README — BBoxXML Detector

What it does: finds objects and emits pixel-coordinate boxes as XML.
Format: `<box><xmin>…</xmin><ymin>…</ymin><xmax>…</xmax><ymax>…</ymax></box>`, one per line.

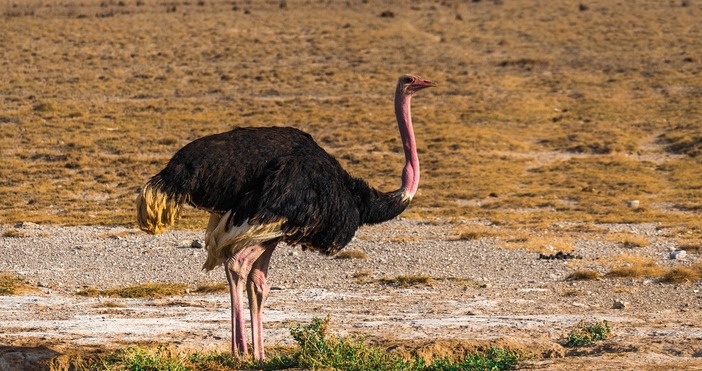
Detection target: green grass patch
<box><xmin>71</xmin><ymin>316</ymin><xmax>524</xmax><ymax>370</ymax></box>
<box><xmin>565</xmin><ymin>320</ymin><xmax>613</xmax><ymax>347</ymax></box>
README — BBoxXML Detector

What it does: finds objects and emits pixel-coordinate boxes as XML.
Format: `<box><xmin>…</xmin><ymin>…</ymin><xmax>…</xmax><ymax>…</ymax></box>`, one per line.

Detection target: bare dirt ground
<box><xmin>1</xmin><ymin>220</ymin><xmax>702</xmax><ymax>370</ymax></box>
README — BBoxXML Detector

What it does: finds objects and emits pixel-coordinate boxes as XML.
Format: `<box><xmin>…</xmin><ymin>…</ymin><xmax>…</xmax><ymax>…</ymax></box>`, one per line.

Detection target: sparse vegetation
<box><xmin>606</xmin><ymin>255</ymin><xmax>666</xmax><ymax>279</ymax></box>
<box><xmin>603</xmin><ymin>255</ymin><xmax>702</xmax><ymax>283</ymax></box>
<box><xmin>380</xmin><ymin>275</ymin><xmax>433</xmax><ymax>287</ymax></box>
<box><xmin>453</xmin><ymin>225</ymin><xmax>499</xmax><ymax>241</ymax></box>
<box><xmin>0</xmin><ymin>273</ymin><xmax>36</xmax><ymax>295</ymax></box>
<box><xmin>605</xmin><ymin>233</ymin><xmax>648</xmax><ymax>248</ymax></box>
<box><xmin>94</xmin><ymin>300</ymin><xmax>125</xmax><ymax>308</ymax></box>
<box><xmin>335</xmin><ymin>249</ymin><xmax>368</xmax><ymax>260</ymax></box>
<box><xmin>565</xmin><ymin>270</ymin><xmax>601</xmax><ymax>281</ymax></box>
<box><xmin>65</xmin><ymin>316</ymin><xmax>523</xmax><ymax>370</ymax></box>
<box><xmin>352</xmin><ymin>270</ymin><xmax>372</xmax><ymax>284</ymax></box>
<box><xmin>96</xmin><ymin>230</ymin><xmax>138</xmax><ymax>239</ymax></box>
<box><xmin>2</xmin><ymin>229</ymin><xmax>28</xmax><ymax>238</ymax></box>
<box><xmin>193</xmin><ymin>282</ymin><xmax>228</xmax><ymax>294</ymax></box>
<box><xmin>77</xmin><ymin>283</ymin><xmax>188</xmax><ymax>298</ymax></box>
<box><xmin>566</xmin><ymin>320</ymin><xmax>613</xmax><ymax>347</ymax></box>
<box><xmin>659</xmin><ymin>264</ymin><xmax>702</xmax><ymax>284</ymax></box>
<box><xmin>0</xmin><ymin>0</ymin><xmax>700</xmax><ymax>236</ymax></box>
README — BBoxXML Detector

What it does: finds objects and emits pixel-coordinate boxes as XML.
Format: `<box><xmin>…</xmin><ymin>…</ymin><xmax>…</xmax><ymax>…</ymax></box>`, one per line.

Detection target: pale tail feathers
<box><xmin>202</xmin><ymin>211</ymin><xmax>285</xmax><ymax>271</ymax></box>
<box><xmin>136</xmin><ymin>181</ymin><xmax>184</xmax><ymax>234</ymax></box>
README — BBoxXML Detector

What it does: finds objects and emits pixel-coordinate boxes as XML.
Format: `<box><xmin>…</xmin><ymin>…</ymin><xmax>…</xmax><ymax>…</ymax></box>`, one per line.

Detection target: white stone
<box><xmin>670</xmin><ymin>250</ymin><xmax>687</xmax><ymax>260</ymax></box>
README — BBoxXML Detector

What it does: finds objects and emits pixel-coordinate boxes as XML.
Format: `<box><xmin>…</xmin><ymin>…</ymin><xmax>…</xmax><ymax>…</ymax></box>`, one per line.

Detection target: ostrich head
<box><xmin>396</xmin><ymin>74</ymin><xmax>437</xmax><ymax>96</ymax></box>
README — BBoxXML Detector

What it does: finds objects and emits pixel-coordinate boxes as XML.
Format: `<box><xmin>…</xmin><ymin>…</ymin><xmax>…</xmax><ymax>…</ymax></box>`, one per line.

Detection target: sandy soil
<box><xmin>1</xmin><ymin>220</ymin><xmax>702</xmax><ymax>370</ymax></box>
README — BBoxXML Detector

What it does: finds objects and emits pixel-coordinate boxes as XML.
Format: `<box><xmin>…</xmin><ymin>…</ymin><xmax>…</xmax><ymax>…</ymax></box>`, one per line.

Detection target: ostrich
<box><xmin>136</xmin><ymin>74</ymin><xmax>435</xmax><ymax>361</ymax></box>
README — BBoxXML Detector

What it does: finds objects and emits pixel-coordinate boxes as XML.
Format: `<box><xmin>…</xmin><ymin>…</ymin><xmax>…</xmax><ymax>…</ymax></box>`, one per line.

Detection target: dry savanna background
<box><xmin>1</xmin><ymin>0</ymin><xmax>702</xmax><ymax>369</ymax></box>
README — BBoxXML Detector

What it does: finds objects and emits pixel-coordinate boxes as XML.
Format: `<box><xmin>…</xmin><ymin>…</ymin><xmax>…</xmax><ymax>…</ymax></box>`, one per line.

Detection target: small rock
<box><xmin>191</xmin><ymin>240</ymin><xmax>204</xmax><ymax>249</ymax></box>
<box><xmin>613</xmin><ymin>300</ymin><xmax>629</xmax><ymax>309</ymax></box>
<box><xmin>627</xmin><ymin>200</ymin><xmax>640</xmax><ymax>208</ymax></box>
<box><xmin>670</xmin><ymin>250</ymin><xmax>687</xmax><ymax>260</ymax></box>
<box><xmin>379</xmin><ymin>10</ymin><xmax>394</xmax><ymax>18</ymax></box>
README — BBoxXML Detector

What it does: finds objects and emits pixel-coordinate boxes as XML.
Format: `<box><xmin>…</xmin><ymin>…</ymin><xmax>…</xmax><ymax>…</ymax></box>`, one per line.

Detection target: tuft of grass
<box><xmin>435</xmin><ymin>276</ymin><xmax>483</xmax><ymax>287</ymax></box>
<box><xmin>565</xmin><ymin>270</ymin><xmax>601</xmax><ymax>281</ymax></box>
<box><xmin>561</xmin><ymin>289</ymin><xmax>580</xmax><ymax>297</ymax></box>
<box><xmin>193</xmin><ymin>282</ymin><xmax>228</xmax><ymax>294</ymax></box>
<box><xmin>380</xmin><ymin>275</ymin><xmax>433</xmax><ymax>287</ymax></box>
<box><xmin>77</xmin><ymin>283</ymin><xmax>188</xmax><ymax>298</ymax></box>
<box><xmin>605</xmin><ymin>233</ymin><xmax>648</xmax><ymax>248</ymax></box>
<box><xmin>94</xmin><ymin>300</ymin><xmax>125</xmax><ymax>308</ymax></box>
<box><xmin>453</xmin><ymin>225</ymin><xmax>499</xmax><ymax>241</ymax></box>
<box><xmin>659</xmin><ymin>264</ymin><xmax>702</xmax><ymax>284</ymax></box>
<box><xmin>2</xmin><ymin>229</ymin><xmax>28</xmax><ymax>238</ymax></box>
<box><xmin>501</xmin><ymin>233</ymin><xmax>574</xmax><ymax>253</ymax></box>
<box><xmin>605</xmin><ymin>255</ymin><xmax>665</xmax><ymax>279</ymax></box>
<box><xmin>351</xmin><ymin>270</ymin><xmax>372</xmax><ymax>284</ymax></box>
<box><xmin>675</xmin><ymin>240</ymin><xmax>702</xmax><ymax>253</ymax></box>
<box><xmin>565</xmin><ymin>320</ymin><xmax>612</xmax><ymax>347</ymax></box>
<box><xmin>334</xmin><ymin>249</ymin><xmax>368</xmax><ymax>260</ymax></box>
<box><xmin>0</xmin><ymin>273</ymin><xmax>36</xmax><ymax>295</ymax></box>
<box><xmin>96</xmin><ymin>230</ymin><xmax>138</xmax><ymax>239</ymax></box>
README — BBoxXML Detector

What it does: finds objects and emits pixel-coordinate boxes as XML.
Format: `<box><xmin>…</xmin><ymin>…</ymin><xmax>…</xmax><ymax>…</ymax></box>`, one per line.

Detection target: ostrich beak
<box><xmin>410</xmin><ymin>78</ymin><xmax>437</xmax><ymax>92</ymax></box>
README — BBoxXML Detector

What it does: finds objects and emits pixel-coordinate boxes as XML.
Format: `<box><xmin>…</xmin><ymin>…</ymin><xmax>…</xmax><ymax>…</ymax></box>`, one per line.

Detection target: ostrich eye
<box><xmin>403</xmin><ymin>77</ymin><xmax>414</xmax><ymax>84</ymax></box>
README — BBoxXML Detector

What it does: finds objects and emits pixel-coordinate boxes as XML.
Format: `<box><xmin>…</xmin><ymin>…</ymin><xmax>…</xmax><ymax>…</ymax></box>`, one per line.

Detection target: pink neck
<box><xmin>395</xmin><ymin>90</ymin><xmax>419</xmax><ymax>200</ymax></box>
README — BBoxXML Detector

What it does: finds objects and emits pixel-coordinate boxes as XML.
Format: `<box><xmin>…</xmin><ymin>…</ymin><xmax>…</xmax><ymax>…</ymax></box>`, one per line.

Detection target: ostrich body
<box><xmin>136</xmin><ymin>74</ymin><xmax>435</xmax><ymax>360</ymax></box>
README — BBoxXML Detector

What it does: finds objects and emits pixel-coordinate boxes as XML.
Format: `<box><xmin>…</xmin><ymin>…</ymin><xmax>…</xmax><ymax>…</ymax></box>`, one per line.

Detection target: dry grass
<box><xmin>606</xmin><ymin>255</ymin><xmax>666</xmax><ymax>279</ymax></box>
<box><xmin>351</xmin><ymin>270</ymin><xmax>372</xmax><ymax>284</ymax></box>
<box><xmin>435</xmin><ymin>277</ymin><xmax>483</xmax><ymax>287</ymax></box>
<box><xmin>501</xmin><ymin>233</ymin><xmax>574</xmax><ymax>253</ymax></box>
<box><xmin>334</xmin><ymin>249</ymin><xmax>368</xmax><ymax>260</ymax></box>
<box><xmin>96</xmin><ymin>230</ymin><xmax>138</xmax><ymax>239</ymax></box>
<box><xmin>193</xmin><ymin>282</ymin><xmax>228</xmax><ymax>294</ymax></box>
<box><xmin>561</xmin><ymin>289</ymin><xmax>580</xmax><ymax>297</ymax></box>
<box><xmin>0</xmin><ymin>0</ymin><xmax>700</xmax><ymax>237</ymax></box>
<box><xmin>453</xmin><ymin>225</ymin><xmax>499</xmax><ymax>241</ymax></box>
<box><xmin>94</xmin><ymin>300</ymin><xmax>125</xmax><ymax>308</ymax></box>
<box><xmin>600</xmin><ymin>254</ymin><xmax>702</xmax><ymax>283</ymax></box>
<box><xmin>605</xmin><ymin>233</ymin><xmax>649</xmax><ymax>248</ymax></box>
<box><xmin>659</xmin><ymin>264</ymin><xmax>702</xmax><ymax>284</ymax></box>
<box><xmin>675</xmin><ymin>240</ymin><xmax>702</xmax><ymax>253</ymax></box>
<box><xmin>565</xmin><ymin>270</ymin><xmax>601</xmax><ymax>281</ymax></box>
<box><xmin>2</xmin><ymin>229</ymin><xmax>28</xmax><ymax>238</ymax></box>
<box><xmin>77</xmin><ymin>283</ymin><xmax>188</xmax><ymax>298</ymax></box>
<box><xmin>379</xmin><ymin>275</ymin><xmax>433</xmax><ymax>288</ymax></box>
<box><xmin>0</xmin><ymin>273</ymin><xmax>37</xmax><ymax>295</ymax></box>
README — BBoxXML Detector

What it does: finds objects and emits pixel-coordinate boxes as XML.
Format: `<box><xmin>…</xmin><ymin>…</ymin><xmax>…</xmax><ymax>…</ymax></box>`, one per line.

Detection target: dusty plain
<box><xmin>1</xmin><ymin>0</ymin><xmax>702</xmax><ymax>369</ymax></box>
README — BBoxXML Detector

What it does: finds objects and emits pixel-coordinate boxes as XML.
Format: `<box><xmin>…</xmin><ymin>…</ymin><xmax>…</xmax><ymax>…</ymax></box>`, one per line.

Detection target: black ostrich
<box><xmin>136</xmin><ymin>74</ymin><xmax>435</xmax><ymax>360</ymax></box>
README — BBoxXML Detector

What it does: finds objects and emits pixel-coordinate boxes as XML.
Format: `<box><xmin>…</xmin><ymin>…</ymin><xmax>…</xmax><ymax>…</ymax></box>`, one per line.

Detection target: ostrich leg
<box><xmin>247</xmin><ymin>241</ymin><xmax>278</xmax><ymax>361</ymax></box>
<box><xmin>224</xmin><ymin>244</ymin><xmax>268</xmax><ymax>357</ymax></box>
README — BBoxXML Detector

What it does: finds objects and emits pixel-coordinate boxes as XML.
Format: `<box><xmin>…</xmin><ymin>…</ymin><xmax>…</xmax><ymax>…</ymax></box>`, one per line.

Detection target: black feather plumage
<box><xmin>147</xmin><ymin>126</ymin><xmax>408</xmax><ymax>255</ymax></box>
